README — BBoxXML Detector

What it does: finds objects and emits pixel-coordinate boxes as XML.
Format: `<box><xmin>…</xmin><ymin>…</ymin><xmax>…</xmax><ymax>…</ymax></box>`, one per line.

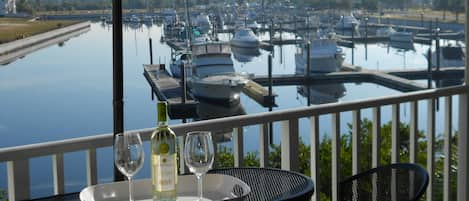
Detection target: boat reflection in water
<box><xmin>196</xmin><ymin>100</ymin><xmax>246</xmax><ymax>143</ymax></box>
<box><xmin>297</xmin><ymin>83</ymin><xmax>346</xmax><ymax>105</ymax></box>
<box><xmin>389</xmin><ymin>41</ymin><xmax>415</xmax><ymax>51</ymax></box>
<box><xmin>231</xmin><ymin>46</ymin><xmax>261</xmax><ymax>63</ymax></box>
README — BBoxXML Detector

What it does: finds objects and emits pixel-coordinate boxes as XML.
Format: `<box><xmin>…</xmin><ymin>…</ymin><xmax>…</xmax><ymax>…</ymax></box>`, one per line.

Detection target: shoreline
<box><xmin>0</xmin><ymin>21</ymin><xmax>91</xmax><ymax>65</ymax></box>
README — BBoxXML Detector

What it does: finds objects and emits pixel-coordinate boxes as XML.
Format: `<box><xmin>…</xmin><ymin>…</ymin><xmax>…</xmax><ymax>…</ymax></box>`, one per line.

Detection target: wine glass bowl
<box><xmin>114</xmin><ymin>132</ymin><xmax>144</xmax><ymax>201</ymax></box>
<box><xmin>184</xmin><ymin>131</ymin><xmax>215</xmax><ymax>200</ymax></box>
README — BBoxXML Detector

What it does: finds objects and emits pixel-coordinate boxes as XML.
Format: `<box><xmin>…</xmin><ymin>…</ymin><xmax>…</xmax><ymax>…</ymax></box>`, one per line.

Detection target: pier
<box><xmin>143</xmin><ymin>64</ymin><xmax>197</xmax><ymax>119</ymax></box>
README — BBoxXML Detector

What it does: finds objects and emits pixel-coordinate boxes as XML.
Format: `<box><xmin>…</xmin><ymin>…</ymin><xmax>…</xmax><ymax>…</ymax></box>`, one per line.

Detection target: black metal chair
<box><xmin>339</xmin><ymin>163</ymin><xmax>429</xmax><ymax>201</ymax></box>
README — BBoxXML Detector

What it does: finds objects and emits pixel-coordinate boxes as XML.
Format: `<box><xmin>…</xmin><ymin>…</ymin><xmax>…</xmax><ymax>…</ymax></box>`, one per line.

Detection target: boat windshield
<box><xmin>191</xmin><ymin>43</ymin><xmax>231</xmax><ymax>56</ymax></box>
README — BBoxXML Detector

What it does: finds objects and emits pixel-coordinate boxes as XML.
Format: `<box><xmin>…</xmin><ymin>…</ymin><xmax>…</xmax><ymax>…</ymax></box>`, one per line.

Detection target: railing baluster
<box><xmin>233</xmin><ymin>127</ymin><xmax>244</xmax><ymax>167</ymax></box>
<box><xmin>7</xmin><ymin>159</ymin><xmax>30</xmax><ymax>200</ymax></box>
<box><xmin>372</xmin><ymin>107</ymin><xmax>381</xmax><ymax>201</ymax></box>
<box><xmin>427</xmin><ymin>98</ymin><xmax>435</xmax><ymax>201</ymax></box>
<box><xmin>410</xmin><ymin>101</ymin><xmax>418</xmax><ymax>163</ymax></box>
<box><xmin>332</xmin><ymin>113</ymin><xmax>340</xmax><ymax>201</ymax></box>
<box><xmin>352</xmin><ymin>110</ymin><xmax>361</xmax><ymax>174</ymax></box>
<box><xmin>259</xmin><ymin>123</ymin><xmax>269</xmax><ymax>168</ymax></box>
<box><xmin>458</xmin><ymin>93</ymin><xmax>469</xmax><ymax>201</ymax></box>
<box><xmin>444</xmin><ymin>96</ymin><xmax>452</xmax><ymax>201</ymax></box>
<box><xmin>392</xmin><ymin>104</ymin><xmax>400</xmax><ymax>163</ymax></box>
<box><xmin>281</xmin><ymin>119</ymin><xmax>299</xmax><ymax>171</ymax></box>
<box><xmin>178</xmin><ymin>136</ymin><xmax>188</xmax><ymax>174</ymax></box>
<box><xmin>310</xmin><ymin>116</ymin><xmax>320</xmax><ymax>201</ymax></box>
<box><xmin>86</xmin><ymin>149</ymin><xmax>97</xmax><ymax>186</ymax></box>
<box><xmin>52</xmin><ymin>153</ymin><xmax>65</xmax><ymax>195</ymax></box>
<box><xmin>372</xmin><ymin>107</ymin><xmax>381</xmax><ymax>168</ymax></box>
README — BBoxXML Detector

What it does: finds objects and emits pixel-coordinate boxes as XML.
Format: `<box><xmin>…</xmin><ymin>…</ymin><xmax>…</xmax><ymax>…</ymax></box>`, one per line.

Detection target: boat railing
<box><xmin>1</xmin><ymin>85</ymin><xmax>469</xmax><ymax>201</ymax></box>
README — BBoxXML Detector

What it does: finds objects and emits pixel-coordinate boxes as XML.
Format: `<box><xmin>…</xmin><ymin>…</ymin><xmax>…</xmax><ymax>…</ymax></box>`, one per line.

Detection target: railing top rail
<box><xmin>0</xmin><ymin>85</ymin><xmax>467</xmax><ymax>162</ymax></box>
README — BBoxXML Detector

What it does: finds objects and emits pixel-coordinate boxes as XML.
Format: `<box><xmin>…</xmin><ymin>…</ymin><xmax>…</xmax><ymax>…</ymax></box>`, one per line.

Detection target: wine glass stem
<box><xmin>128</xmin><ymin>176</ymin><xmax>133</xmax><ymax>201</ymax></box>
<box><xmin>197</xmin><ymin>174</ymin><xmax>203</xmax><ymax>200</ymax></box>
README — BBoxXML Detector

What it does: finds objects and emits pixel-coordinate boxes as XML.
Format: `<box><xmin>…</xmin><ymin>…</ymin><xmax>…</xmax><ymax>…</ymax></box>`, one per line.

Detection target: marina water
<box><xmin>0</xmin><ymin>22</ymin><xmax>460</xmax><ymax>198</ymax></box>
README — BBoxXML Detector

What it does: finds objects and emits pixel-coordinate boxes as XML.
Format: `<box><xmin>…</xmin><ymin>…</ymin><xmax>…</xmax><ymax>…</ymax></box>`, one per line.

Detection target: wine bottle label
<box><xmin>153</xmin><ymin>154</ymin><xmax>176</xmax><ymax>191</ymax></box>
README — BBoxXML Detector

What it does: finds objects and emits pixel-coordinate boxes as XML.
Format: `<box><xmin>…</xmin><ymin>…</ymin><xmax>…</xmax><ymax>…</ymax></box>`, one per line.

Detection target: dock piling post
<box><xmin>435</xmin><ymin>19</ymin><xmax>440</xmax><ymax>72</ymax></box>
<box><xmin>181</xmin><ymin>63</ymin><xmax>187</xmax><ymax>104</ymax></box>
<box><xmin>427</xmin><ymin>48</ymin><xmax>433</xmax><ymax>89</ymax></box>
<box><xmin>268</xmin><ymin>54</ymin><xmax>273</xmax><ymax>145</ymax></box>
<box><xmin>306</xmin><ymin>42</ymin><xmax>311</xmax><ymax>80</ymax></box>
<box><xmin>149</xmin><ymin>38</ymin><xmax>153</xmax><ymax>64</ymax></box>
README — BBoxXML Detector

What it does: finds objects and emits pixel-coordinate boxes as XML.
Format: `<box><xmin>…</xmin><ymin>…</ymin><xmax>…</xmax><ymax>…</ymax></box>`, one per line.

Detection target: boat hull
<box><xmin>189</xmin><ymin>76</ymin><xmax>247</xmax><ymax>102</ymax></box>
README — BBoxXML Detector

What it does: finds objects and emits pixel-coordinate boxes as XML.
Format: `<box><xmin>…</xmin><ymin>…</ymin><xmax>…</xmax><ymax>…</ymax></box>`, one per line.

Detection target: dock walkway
<box><xmin>143</xmin><ymin>64</ymin><xmax>197</xmax><ymax>118</ymax></box>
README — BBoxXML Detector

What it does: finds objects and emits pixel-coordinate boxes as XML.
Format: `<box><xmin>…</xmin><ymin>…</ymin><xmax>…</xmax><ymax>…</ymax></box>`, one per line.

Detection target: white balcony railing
<box><xmin>1</xmin><ymin>84</ymin><xmax>468</xmax><ymax>201</ymax></box>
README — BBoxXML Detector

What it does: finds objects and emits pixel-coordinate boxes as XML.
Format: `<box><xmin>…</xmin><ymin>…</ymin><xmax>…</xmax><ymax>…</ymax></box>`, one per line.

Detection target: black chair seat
<box><xmin>339</xmin><ymin>163</ymin><xmax>429</xmax><ymax>201</ymax></box>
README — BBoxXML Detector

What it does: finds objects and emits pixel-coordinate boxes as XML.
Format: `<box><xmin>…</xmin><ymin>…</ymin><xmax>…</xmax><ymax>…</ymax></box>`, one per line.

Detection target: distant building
<box><xmin>0</xmin><ymin>0</ymin><xmax>5</xmax><ymax>15</ymax></box>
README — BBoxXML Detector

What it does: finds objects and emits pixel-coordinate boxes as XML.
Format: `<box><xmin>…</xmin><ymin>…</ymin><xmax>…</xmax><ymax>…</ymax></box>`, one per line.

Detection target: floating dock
<box><xmin>243</xmin><ymin>80</ymin><xmax>277</xmax><ymax>107</ymax></box>
<box><xmin>252</xmin><ymin>63</ymin><xmax>430</xmax><ymax>92</ymax></box>
<box><xmin>143</xmin><ymin>64</ymin><xmax>197</xmax><ymax>119</ymax></box>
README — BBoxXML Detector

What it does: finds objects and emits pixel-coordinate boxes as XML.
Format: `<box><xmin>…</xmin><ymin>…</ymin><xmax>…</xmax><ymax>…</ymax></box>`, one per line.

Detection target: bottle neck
<box><xmin>158</xmin><ymin>121</ymin><xmax>168</xmax><ymax>127</ymax></box>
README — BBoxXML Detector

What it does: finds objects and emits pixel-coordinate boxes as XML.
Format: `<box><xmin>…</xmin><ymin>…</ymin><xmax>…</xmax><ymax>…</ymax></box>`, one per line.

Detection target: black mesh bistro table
<box><xmin>209</xmin><ymin>168</ymin><xmax>315</xmax><ymax>201</ymax></box>
<box><xmin>32</xmin><ymin>167</ymin><xmax>314</xmax><ymax>201</ymax></box>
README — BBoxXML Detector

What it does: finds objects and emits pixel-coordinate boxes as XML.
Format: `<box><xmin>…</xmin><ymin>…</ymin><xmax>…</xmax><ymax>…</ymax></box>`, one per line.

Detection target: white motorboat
<box><xmin>295</xmin><ymin>31</ymin><xmax>345</xmax><ymax>74</ymax></box>
<box><xmin>390</xmin><ymin>31</ymin><xmax>413</xmax><ymax>43</ymax></box>
<box><xmin>129</xmin><ymin>15</ymin><xmax>140</xmax><ymax>24</ymax></box>
<box><xmin>193</xmin><ymin>14</ymin><xmax>212</xmax><ymax>34</ymax></box>
<box><xmin>336</xmin><ymin>14</ymin><xmax>360</xmax><ymax>30</ymax></box>
<box><xmin>230</xmin><ymin>28</ymin><xmax>260</xmax><ymax>48</ymax></box>
<box><xmin>188</xmin><ymin>42</ymin><xmax>248</xmax><ymax>101</ymax></box>
<box><xmin>297</xmin><ymin>83</ymin><xmax>346</xmax><ymax>105</ymax></box>
<box><xmin>431</xmin><ymin>44</ymin><xmax>465</xmax><ymax>68</ymax></box>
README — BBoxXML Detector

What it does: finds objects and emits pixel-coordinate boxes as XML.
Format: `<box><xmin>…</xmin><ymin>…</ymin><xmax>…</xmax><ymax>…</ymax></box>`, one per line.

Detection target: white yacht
<box><xmin>230</xmin><ymin>28</ymin><xmax>260</xmax><ymax>48</ymax></box>
<box><xmin>336</xmin><ymin>14</ymin><xmax>360</xmax><ymax>30</ymax></box>
<box><xmin>193</xmin><ymin>14</ymin><xmax>212</xmax><ymax>34</ymax></box>
<box><xmin>431</xmin><ymin>44</ymin><xmax>465</xmax><ymax>68</ymax></box>
<box><xmin>390</xmin><ymin>31</ymin><xmax>413</xmax><ymax>43</ymax></box>
<box><xmin>188</xmin><ymin>42</ymin><xmax>248</xmax><ymax>101</ymax></box>
<box><xmin>129</xmin><ymin>15</ymin><xmax>140</xmax><ymax>24</ymax></box>
<box><xmin>295</xmin><ymin>31</ymin><xmax>345</xmax><ymax>74</ymax></box>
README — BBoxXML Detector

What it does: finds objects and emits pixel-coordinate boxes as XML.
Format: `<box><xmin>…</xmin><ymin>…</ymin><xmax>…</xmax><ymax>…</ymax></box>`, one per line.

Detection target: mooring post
<box><xmin>365</xmin><ymin>17</ymin><xmax>368</xmax><ymax>44</ymax></box>
<box><xmin>268</xmin><ymin>54</ymin><xmax>274</xmax><ymax>145</ymax></box>
<box><xmin>352</xmin><ymin>29</ymin><xmax>355</xmax><ymax>65</ymax></box>
<box><xmin>436</xmin><ymin>18</ymin><xmax>440</xmax><ymax>72</ymax></box>
<box><xmin>149</xmin><ymin>38</ymin><xmax>153</xmax><ymax>64</ymax></box>
<box><xmin>427</xmin><ymin>48</ymin><xmax>432</xmax><ymax>89</ymax></box>
<box><xmin>306</xmin><ymin>42</ymin><xmax>311</xmax><ymax>80</ymax></box>
<box><xmin>181</xmin><ymin>63</ymin><xmax>186</xmax><ymax>104</ymax></box>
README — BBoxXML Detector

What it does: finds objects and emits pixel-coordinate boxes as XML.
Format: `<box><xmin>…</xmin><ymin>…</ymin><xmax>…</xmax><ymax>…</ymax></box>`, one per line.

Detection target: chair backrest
<box><xmin>339</xmin><ymin>163</ymin><xmax>429</xmax><ymax>201</ymax></box>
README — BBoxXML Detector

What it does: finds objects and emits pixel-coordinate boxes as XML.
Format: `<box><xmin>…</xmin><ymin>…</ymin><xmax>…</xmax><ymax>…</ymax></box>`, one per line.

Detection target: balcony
<box><xmin>1</xmin><ymin>83</ymin><xmax>469</xmax><ymax>201</ymax></box>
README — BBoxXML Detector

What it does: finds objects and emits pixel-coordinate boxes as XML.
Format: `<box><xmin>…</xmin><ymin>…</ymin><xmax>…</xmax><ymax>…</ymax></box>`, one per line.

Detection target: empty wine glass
<box><xmin>114</xmin><ymin>132</ymin><xmax>144</xmax><ymax>201</ymax></box>
<box><xmin>184</xmin><ymin>131</ymin><xmax>215</xmax><ymax>201</ymax></box>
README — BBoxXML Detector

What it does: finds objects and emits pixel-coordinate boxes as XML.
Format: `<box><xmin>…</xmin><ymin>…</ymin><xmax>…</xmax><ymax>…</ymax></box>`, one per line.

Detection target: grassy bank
<box><xmin>0</xmin><ymin>18</ymin><xmax>80</xmax><ymax>44</ymax></box>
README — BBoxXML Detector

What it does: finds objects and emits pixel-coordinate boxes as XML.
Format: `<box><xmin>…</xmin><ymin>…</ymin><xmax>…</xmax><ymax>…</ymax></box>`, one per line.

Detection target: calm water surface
<box><xmin>0</xmin><ymin>22</ymin><xmax>460</xmax><ymax>197</ymax></box>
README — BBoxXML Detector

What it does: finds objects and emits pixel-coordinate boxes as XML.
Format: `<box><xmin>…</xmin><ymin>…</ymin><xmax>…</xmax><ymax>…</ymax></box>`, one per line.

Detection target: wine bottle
<box><xmin>151</xmin><ymin>101</ymin><xmax>177</xmax><ymax>201</ymax></box>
